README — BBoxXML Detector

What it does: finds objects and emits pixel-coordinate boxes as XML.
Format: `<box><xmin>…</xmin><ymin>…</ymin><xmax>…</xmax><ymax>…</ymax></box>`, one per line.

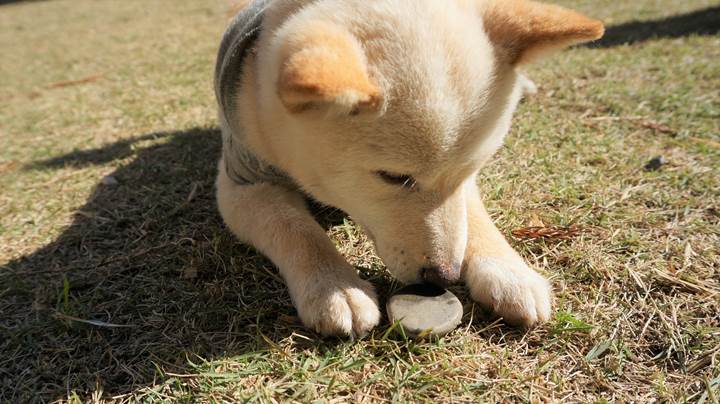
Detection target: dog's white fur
<box><xmin>217</xmin><ymin>0</ymin><xmax>603</xmax><ymax>336</ymax></box>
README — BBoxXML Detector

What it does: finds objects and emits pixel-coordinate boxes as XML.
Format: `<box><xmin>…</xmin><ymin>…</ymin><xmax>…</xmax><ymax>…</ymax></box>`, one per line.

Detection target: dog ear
<box><xmin>480</xmin><ymin>0</ymin><xmax>604</xmax><ymax>64</ymax></box>
<box><xmin>277</xmin><ymin>22</ymin><xmax>382</xmax><ymax>114</ymax></box>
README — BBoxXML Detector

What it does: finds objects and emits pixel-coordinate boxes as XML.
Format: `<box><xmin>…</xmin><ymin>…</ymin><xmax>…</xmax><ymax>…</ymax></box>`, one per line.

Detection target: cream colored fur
<box><xmin>216</xmin><ymin>0</ymin><xmax>603</xmax><ymax>336</ymax></box>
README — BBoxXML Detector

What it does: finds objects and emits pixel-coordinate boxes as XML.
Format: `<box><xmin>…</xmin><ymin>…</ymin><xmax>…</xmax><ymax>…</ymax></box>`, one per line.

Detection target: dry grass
<box><xmin>1</xmin><ymin>0</ymin><xmax>719</xmax><ymax>402</ymax></box>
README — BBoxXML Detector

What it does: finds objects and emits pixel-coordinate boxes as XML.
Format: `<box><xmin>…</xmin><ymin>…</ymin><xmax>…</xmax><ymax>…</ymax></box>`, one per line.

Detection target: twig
<box><xmin>45</xmin><ymin>73</ymin><xmax>104</xmax><ymax>89</ymax></box>
<box><xmin>511</xmin><ymin>225</ymin><xmax>583</xmax><ymax>242</ymax></box>
<box><xmin>54</xmin><ymin>312</ymin><xmax>135</xmax><ymax>328</ymax></box>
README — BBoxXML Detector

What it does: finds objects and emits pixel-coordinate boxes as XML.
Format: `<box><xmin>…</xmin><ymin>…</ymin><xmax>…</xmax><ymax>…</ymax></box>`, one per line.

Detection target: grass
<box><xmin>1</xmin><ymin>0</ymin><xmax>718</xmax><ymax>402</ymax></box>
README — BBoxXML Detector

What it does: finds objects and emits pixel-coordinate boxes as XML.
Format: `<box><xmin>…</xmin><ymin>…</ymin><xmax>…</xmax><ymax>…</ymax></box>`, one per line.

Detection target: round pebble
<box><xmin>386</xmin><ymin>284</ymin><xmax>463</xmax><ymax>337</ymax></box>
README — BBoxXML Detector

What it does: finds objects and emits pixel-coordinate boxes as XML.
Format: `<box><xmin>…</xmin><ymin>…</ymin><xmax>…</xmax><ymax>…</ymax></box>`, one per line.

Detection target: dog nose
<box><xmin>421</xmin><ymin>264</ymin><xmax>461</xmax><ymax>287</ymax></box>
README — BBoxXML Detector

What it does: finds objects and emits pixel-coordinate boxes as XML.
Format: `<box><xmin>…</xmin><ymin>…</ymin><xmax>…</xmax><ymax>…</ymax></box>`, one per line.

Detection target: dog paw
<box><xmin>293</xmin><ymin>272</ymin><xmax>380</xmax><ymax>338</ymax></box>
<box><xmin>464</xmin><ymin>256</ymin><xmax>552</xmax><ymax>328</ymax></box>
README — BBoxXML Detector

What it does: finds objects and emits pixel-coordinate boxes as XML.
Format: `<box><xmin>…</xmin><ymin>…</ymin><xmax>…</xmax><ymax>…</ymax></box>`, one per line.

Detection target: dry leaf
<box><xmin>639</xmin><ymin>120</ymin><xmax>675</xmax><ymax>135</ymax></box>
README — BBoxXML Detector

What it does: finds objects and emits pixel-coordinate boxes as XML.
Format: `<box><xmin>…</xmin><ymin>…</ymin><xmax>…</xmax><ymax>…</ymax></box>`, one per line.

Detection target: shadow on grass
<box><xmin>0</xmin><ymin>0</ymin><xmax>47</xmax><ymax>6</ymax></box>
<box><xmin>588</xmin><ymin>6</ymin><xmax>720</xmax><ymax>48</ymax></box>
<box><xmin>0</xmin><ymin>127</ymin><xmax>519</xmax><ymax>401</ymax></box>
<box><xmin>0</xmin><ymin>127</ymin><xmax>314</xmax><ymax>401</ymax></box>
<box><xmin>27</xmin><ymin>132</ymin><xmax>171</xmax><ymax>170</ymax></box>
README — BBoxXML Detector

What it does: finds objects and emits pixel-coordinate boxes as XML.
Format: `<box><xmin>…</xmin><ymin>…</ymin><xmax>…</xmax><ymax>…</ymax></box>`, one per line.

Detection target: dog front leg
<box><xmin>463</xmin><ymin>183</ymin><xmax>552</xmax><ymax>327</ymax></box>
<box><xmin>216</xmin><ymin>163</ymin><xmax>380</xmax><ymax>337</ymax></box>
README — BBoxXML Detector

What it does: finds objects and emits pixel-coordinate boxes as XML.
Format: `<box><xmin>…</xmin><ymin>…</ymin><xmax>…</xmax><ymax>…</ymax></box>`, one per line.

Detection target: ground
<box><xmin>0</xmin><ymin>0</ymin><xmax>718</xmax><ymax>402</ymax></box>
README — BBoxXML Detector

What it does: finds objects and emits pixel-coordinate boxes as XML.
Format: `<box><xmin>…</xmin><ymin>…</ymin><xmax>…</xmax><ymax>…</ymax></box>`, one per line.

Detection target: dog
<box><xmin>214</xmin><ymin>0</ymin><xmax>603</xmax><ymax>337</ymax></box>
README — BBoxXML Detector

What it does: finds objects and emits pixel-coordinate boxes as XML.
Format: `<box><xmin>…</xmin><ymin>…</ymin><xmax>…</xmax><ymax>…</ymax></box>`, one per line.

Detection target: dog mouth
<box><xmin>355</xmin><ymin>222</ymin><xmax>428</xmax><ymax>284</ymax></box>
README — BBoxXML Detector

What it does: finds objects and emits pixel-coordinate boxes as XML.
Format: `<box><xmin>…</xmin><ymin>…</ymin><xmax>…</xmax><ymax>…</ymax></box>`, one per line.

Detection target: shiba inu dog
<box><xmin>215</xmin><ymin>0</ymin><xmax>603</xmax><ymax>337</ymax></box>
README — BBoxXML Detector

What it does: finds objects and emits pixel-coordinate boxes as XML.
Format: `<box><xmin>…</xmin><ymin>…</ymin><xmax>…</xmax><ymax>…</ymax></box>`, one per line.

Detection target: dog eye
<box><xmin>376</xmin><ymin>170</ymin><xmax>417</xmax><ymax>188</ymax></box>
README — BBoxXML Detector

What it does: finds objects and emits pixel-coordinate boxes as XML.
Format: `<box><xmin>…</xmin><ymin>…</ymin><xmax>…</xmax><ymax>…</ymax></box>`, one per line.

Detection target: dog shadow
<box><xmin>0</xmin><ymin>0</ymin><xmax>46</xmax><ymax>6</ymax></box>
<box><xmin>1</xmin><ymin>126</ymin><xmax>520</xmax><ymax>401</ymax></box>
<box><xmin>587</xmin><ymin>6</ymin><xmax>720</xmax><ymax>48</ymax></box>
<box><xmin>1</xmin><ymin>128</ymin><xmax>335</xmax><ymax>401</ymax></box>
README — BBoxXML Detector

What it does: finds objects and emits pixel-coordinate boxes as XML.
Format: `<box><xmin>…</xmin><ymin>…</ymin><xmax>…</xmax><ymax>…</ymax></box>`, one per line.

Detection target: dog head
<box><xmin>254</xmin><ymin>0</ymin><xmax>603</xmax><ymax>285</ymax></box>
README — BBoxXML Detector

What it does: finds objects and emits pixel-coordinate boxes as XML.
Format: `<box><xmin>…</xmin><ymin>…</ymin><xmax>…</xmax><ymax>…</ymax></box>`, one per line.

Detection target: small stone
<box><xmin>101</xmin><ymin>175</ymin><xmax>118</xmax><ymax>185</ymax></box>
<box><xmin>386</xmin><ymin>284</ymin><xmax>463</xmax><ymax>338</ymax></box>
<box><xmin>644</xmin><ymin>155</ymin><xmax>667</xmax><ymax>171</ymax></box>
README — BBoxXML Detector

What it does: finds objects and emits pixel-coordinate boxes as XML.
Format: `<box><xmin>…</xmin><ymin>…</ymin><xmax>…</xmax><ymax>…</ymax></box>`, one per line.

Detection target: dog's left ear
<box><xmin>277</xmin><ymin>21</ymin><xmax>383</xmax><ymax>114</ymax></box>
<box><xmin>479</xmin><ymin>0</ymin><xmax>604</xmax><ymax>64</ymax></box>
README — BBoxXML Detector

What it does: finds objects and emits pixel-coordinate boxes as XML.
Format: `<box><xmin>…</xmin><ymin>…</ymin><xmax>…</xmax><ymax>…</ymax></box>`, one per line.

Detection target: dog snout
<box><xmin>421</xmin><ymin>263</ymin><xmax>461</xmax><ymax>287</ymax></box>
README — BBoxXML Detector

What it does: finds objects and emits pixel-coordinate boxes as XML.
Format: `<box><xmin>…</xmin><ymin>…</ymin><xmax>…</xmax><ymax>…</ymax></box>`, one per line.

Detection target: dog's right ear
<box><xmin>277</xmin><ymin>22</ymin><xmax>383</xmax><ymax>115</ymax></box>
<box><xmin>478</xmin><ymin>0</ymin><xmax>604</xmax><ymax>64</ymax></box>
